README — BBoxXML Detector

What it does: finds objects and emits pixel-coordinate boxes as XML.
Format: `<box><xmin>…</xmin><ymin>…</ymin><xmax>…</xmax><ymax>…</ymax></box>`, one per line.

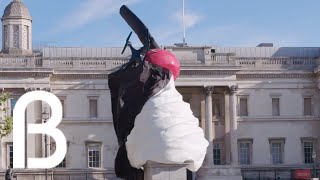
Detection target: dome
<box><xmin>2</xmin><ymin>0</ymin><xmax>32</xmax><ymax>21</ymax></box>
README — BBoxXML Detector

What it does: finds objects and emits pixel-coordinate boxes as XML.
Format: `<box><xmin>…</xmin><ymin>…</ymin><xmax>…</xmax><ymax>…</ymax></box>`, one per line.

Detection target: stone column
<box><xmin>204</xmin><ymin>86</ymin><xmax>214</xmax><ymax>165</ymax></box>
<box><xmin>224</xmin><ymin>91</ymin><xmax>231</xmax><ymax>164</ymax></box>
<box><xmin>34</xmin><ymin>100</ymin><xmax>43</xmax><ymax>158</ymax></box>
<box><xmin>25</xmin><ymin>88</ymin><xmax>51</xmax><ymax>161</ymax></box>
<box><xmin>25</xmin><ymin>88</ymin><xmax>43</xmax><ymax>165</ymax></box>
<box><xmin>229</xmin><ymin>85</ymin><xmax>238</xmax><ymax>165</ymax></box>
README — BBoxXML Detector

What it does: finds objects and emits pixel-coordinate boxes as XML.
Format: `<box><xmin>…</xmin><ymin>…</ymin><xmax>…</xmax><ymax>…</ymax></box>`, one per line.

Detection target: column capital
<box><xmin>25</xmin><ymin>87</ymin><xmax>51</xmax><ymax>92</ymax></box>
<box><xmin>204</xmin><ymin>86</ymin><xmax>214</xmax><ymax>95</ymax></box>
<box><xmin>228</xmin><ymin>85</ymin><xmax>238</xmax><ymax>94</ymax></box>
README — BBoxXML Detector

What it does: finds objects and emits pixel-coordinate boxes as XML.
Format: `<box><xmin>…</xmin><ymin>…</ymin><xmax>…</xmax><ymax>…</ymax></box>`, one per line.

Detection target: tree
<box><xmin>0</xmin><ymin>92</ymin><xmax>13</xmax><ymax>138</ymax></box>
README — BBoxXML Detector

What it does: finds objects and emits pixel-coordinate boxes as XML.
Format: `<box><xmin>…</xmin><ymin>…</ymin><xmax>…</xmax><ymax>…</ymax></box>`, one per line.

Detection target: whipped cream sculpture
<box><xmin>125</xmin><ymin>49</ymin><xmax>208</xmax><ymax>171</ymax></box>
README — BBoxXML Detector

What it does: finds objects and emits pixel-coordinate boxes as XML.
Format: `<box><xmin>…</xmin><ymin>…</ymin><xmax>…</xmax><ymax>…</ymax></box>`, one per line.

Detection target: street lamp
<box><xmin>42</xmin><ymin>108</ymin><xmax>49</xmax><ymax>180</ymax></box>
<box><xmin>312</xmin><ymin>151</ymin><xmax>317</xmax><ymax>178</ymax></box>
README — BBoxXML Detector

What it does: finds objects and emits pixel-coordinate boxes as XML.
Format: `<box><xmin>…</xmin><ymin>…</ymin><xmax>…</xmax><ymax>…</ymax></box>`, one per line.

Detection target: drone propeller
<box><xmin>121</xmin><ymin>31</ymin><xmax>132</xmax><ymax>54</ymax></box>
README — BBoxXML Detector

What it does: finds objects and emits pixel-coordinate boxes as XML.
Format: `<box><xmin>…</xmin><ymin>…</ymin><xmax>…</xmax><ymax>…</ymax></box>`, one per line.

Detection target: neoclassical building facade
<box><xmin>0</xmin><ymin>0</ymin><xmax>319</xmax><ymax>179</ymax></box>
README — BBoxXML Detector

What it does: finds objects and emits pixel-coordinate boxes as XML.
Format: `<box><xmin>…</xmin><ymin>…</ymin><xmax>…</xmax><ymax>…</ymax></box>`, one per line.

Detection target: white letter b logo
<box><xmin>13</xmin><ymin>91</ymin><xmax>67</xmax><ymax>169</ymax></box>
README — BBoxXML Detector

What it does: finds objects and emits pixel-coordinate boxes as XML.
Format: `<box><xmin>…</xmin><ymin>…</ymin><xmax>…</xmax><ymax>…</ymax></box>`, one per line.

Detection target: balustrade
<box><xmin>0</xmin><ymin>52</ymin><xmax>317</xmax><ymax>71</ymax></box>
<box><xmin>0</xmin><ymin>57</ymin><xmax>42</xmax><ymax>68</ymax></box>
<box><xmin>235</xmin><ymin>57</ymin><xmax>316</xmax><ymax>70</ymax></box>
<box><xmin>211</xmin><ymin>53</ymin><xmax>235</xmax><ymax>64</ymax></box>
<box><xmin>41</xmin><ymin>58</ymin><xmax>128</xmax><ymax>70</ymax></box>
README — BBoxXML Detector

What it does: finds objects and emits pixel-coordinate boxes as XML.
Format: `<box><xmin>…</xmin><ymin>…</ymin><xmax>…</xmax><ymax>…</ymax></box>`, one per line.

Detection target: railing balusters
<box><xmin>234</xmin><ymin>57</ymin><xmax>316</xmax><ymax>70</ymax></box>
<box><xmin>0</xmin><ymin>53</ymin><xmax>317</xmax><ymax>71</ymax></box>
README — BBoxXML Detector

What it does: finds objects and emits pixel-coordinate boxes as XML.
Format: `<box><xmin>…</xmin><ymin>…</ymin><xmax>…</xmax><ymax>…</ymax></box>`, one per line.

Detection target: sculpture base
<box><xmin>196</xmin><ymin>165</ymin><xmax>242</xmax><ymax>180</ymax></box>
<box><xmin>143</xmin><ymin>161</ymin><xmax>189</xmax><ymax>180</ymax></box>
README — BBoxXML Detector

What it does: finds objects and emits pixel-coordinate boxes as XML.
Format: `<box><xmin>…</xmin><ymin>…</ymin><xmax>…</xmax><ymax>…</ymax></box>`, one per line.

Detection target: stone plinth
<box><xmin>196</xmin><ymin>165</ymin><xmax>242</xmax><ymax>180</ymax></box>
<box><xmin>143</xmin><ymin>161</ymin><xmax>188</xmax><ymax>180</ymax></box>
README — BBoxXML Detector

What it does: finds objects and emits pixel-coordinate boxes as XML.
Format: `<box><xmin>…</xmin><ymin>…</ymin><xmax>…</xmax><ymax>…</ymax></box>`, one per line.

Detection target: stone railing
<box><xmin>0</xmin><ymin>52</ymin><xmax>317</xmax><ymax>72</ymax></box>
<box><xmin>42</xmin><ymin>58</ymin><xmax>128</xmax><ymax>70</ymax></box>
<box><xmin>210</xmin><ymin>53</ymin><xmax>316</xmax><ymax>70</ymax></box>
<box><xmin>0</xmin><ymin>57</ymin><xmax>42</xmax><ymax>68</ymax></box>
<box><xmin>235</xmin><ymin>57</ymin><xmax>316</xmax><ymax>70</ymax></box>
<box><xmin>0</xmin><ymin>169</ymin><xmax>118</xmax><ymax>180</ymax></box>
<box><xmin>211</xmin><ymin>53</ymin><xmax>236</xmax><ymax>65</ymax></box>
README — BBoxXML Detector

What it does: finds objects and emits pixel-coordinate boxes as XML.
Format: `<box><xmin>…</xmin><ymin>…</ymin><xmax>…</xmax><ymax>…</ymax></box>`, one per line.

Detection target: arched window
<box><xmin>13</xmin><ymin>25</ymin><xmax>19</xmax><ymax>48</ymax></box>
<box><xmin>22</xmin><ymin>25</ymin><xmax>29</xmax><ymax>49</ymax></box>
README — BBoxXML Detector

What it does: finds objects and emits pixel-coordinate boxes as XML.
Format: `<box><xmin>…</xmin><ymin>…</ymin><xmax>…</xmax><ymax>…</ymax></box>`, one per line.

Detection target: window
<box><xmin>87</xmin><ymin>144</ymin><xmax>101</xmax><ymax>168</ymax></box>
<box><xmin>10</xmin><ymin>98</ymin><xmax>17</xmax><ymax>116</ymax></box>
<box><xmin>13</xmin><ymin>25</ymin><xmax>19</xmax><ymax>48</ymax></box>
<box><xmin>88</xmin><ymin>96</ymin><xmax>98</xmax><ymax>118</ymax></box>
<box><xmin>22</xmin><ymin>25</ymin><xmax>29</xmax><ymax>49</ymax></box>
<box><xmin>213</xmin><ymin>143</ymin><xmax>221</xmax><ymax>165</ymax></box>
<box><xmin>303</xmin><ymin>141</ymin><xmax>315</xmax><ymax>164</ymax></box>
<box><xmin>269</xmin><ymin>139</ymin><xmax>285</xmax><ymax>164</ymax></box>
<box><xmin>4</xmin><ymin>25</ymin><xmax>8</xmax><ymax>49</ymax></box>
<box><xmin>239</xmin><ymin>98</ymin><xmax>248</xmax><ymax>116</ymax></box>
<box><xmin>238</xmin><ymin>139</ymin><xmax>252</xmax><ymax>165</ymax></box>
<box><xmin>272</xmin><ymin>98</ymin><xmax>280</xmax><ymax>116</ymax></box>
<box><xmin>304</xmin><ymin>97</ymin><xmax>312</xmax><ymax>116</ymax></box>
<box><xmin>271</xmin><ymin>143</ymin><xmax>282</xmax><ymax>164</ymax></box>
<box><xmin>56</xmin><ymin>157</ymin><xmax>66</xmax><ymax>168</ymax></box>
<box><xmin>213</xmin><ymin>95</ymin><xmax>223</xmax><ymax>118</ymax></box>
<box><xmin>50</xmin><ymin>141</ymin><xmax>68</xmax><ymax>168</ymax></box>
<box><xmin>7</xmin><ymin>144</ymin><xmax>13</xmax><ymax>168</ymax></box>
<box><xmin>58</xmin><ymin>96</ymin><xmax>66</xmax><ymax>118</ymax></box>
<box><xmin>60</xmin><ymin>99</ymin><xmax>65</xmax><ymax>118</ymax></box>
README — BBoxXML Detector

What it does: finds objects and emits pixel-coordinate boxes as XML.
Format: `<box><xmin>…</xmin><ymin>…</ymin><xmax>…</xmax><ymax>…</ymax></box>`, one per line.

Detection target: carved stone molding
<box><xmin>2</xmin><ymin>88</ymin><xmax>25</xmax><ymax>95</ymax></box>
<box><xmin>237</xmin><ymin>73</ymin><xmax>315</xmax><ymax>79</ymax></box>
<box><xmin>229</xmin><ymin>85</ymin><xmax>238</xmax><ymax>94</ymax></box>
<box><xmin>25</xmin><ymin>87</ymin><xmax>51</xmax><ymax>92</ymax></box>
<box><xmin>180</xmin><ymin>70</ymin><xmax>237</xmax><ymax>76</ymax></box>
<box><xmin>0</xmin><ymin>72</ymin><xmax>52</xmax><ymax>77</ymax></box>
<box><xmin>51</xmin><ymin>74</ymin><xmax>109</xmax><ymax>80</ymax></box>
<box><xmin>204</xmin><ymin>86</ymin><xmax>214</xmax><ymax>95</ymax></box>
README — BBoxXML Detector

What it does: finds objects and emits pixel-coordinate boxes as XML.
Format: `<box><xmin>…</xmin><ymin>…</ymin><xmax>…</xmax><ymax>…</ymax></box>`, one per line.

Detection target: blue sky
<box><xmin>1</xmin><ymin>0</ymin><xmax>320</xmax><ymax>48</ymax></box>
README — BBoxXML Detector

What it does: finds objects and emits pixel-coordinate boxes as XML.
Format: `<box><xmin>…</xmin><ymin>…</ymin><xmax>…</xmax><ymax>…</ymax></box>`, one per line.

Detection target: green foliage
<box><xmin>0</xmin><ymin>92</ymin><xmax>13</xmax><ymax>138</ymax></box>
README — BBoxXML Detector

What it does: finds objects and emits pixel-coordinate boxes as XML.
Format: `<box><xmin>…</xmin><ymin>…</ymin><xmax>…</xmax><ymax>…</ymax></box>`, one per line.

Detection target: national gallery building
<box><xmin>0</xmin><ymin>0</ymin><xmax>319</xmax><ymax>180</ymax></box>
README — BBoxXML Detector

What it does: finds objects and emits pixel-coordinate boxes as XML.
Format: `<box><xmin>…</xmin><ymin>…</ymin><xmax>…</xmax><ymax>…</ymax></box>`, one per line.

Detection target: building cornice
<box><xmin>180</xmin><ymin>69</ymin><xmax>238</xmax><ymax>75</ymax></box>
<box><xmin>43</xmin><ymin>57</ymin><xmax>129</xmax><ymax>60</ymax></box>
<box><xmin>237</xmin><ymin>72</ymin><xmax>315</xmax><ymax>79</ymax></box>
<box><xmin>238</xmin><ymin>116</ymin><xmax>320</xmax><ymax>122</ymax></box>
<box><xmin>51</xmin><ymin>74</ymin><xmax>109</xmax><ymax>80</ymax></box>
<box><xmin>0</xmin><ymin>67</ymin><xmax>316</xmax><ymax>80</ymax></box>
<box><xmin>0</xmin><ymin>68</ymin><xmax>52</xmax><ymax>77</ymax></box>
<box><xmin>61</xmin><ymin>118</ymin><xmax>112</xmax><ymax>124</ymax></box>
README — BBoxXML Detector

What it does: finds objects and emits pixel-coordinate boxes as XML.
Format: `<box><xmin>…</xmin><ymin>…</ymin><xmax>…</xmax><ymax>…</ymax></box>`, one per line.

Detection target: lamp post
<box><xmin>312</xmin><ymin>151</ymin><xmax>317</xmax><ymax>178</ymax></box>
<box><xmin>42</xmin><ymin>108</ymin><xmax>49</xmax><ymax>180</ymax></box>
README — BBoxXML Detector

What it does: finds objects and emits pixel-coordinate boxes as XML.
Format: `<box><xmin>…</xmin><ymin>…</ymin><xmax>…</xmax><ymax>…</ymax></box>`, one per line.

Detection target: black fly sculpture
<box><xmin>108</xmin><ymin>5</ymin><xmax>170</xmax><ymax>180</ymax></box>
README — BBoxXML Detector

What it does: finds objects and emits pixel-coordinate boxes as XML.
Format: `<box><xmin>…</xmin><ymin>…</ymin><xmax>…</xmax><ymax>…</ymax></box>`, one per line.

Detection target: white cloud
<box><xmin>55</xmin><ymin>0</ymin><xmax>140</xmax><ymax>32</ymax></box>
<box><xmin>150</xmin><ymin>9</ymin><xmax>203</xmax><ymax>45</ymax></box>
<box><xmin>175</xmin><ymin>10</ymin><xmax>203</xmax><ymax>29</ymax></box>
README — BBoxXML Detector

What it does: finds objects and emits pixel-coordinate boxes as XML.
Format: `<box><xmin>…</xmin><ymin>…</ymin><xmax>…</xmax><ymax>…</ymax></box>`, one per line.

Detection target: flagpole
<box><xmin>182</xmin><ymin>0</ymin><xmax>186</xmax><ymax>46</ymax></box>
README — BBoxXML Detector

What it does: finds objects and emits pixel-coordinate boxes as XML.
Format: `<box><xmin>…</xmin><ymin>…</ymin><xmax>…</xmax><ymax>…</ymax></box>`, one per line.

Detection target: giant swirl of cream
<box><xmin>125</xmin><ymin>76</ymin><xmax>209</xmax><ymax>171</ymax></box>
